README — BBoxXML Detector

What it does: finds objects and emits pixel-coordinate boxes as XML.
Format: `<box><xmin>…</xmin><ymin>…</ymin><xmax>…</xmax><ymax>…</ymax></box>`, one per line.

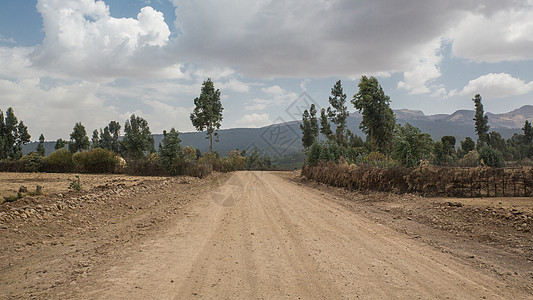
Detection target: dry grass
<box><xmin>302</xmin><ymin>163</ymin><xmax>533</xmax><ymax>197</ymax></box>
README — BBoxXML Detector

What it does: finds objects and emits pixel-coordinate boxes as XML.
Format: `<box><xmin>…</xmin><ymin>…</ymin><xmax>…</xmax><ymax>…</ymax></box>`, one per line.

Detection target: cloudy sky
<box><xmin>1</xmin><ymin>0</ymin><xmax>532</xmax><ymax>140</ymax></box>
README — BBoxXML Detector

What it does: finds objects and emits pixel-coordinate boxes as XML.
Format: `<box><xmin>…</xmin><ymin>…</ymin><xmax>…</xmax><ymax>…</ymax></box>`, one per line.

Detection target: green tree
<box><xmin>433</xmin><ymin>141</ymin><xmax>446</xmax><ymax>166</ymax></box>
<box><xmin>441</xmin><ymin>136</ymin><xmax>456</xmax><ymax>156</ymax></box>
<box><xmin>319</xmin><ymin>108</ymin><xmax>332</xmax><ymax>140</ymax></box>
<box><xmin>15</xmin><ymin>121</ymin><xmax>31</xmax><ymax>159</ymax></box>
<box><xmin>55</xmin><ymin>138</ymin><xmax>67</xmax><ymax>150</ymax></box>
<box><xmin>36</xmin><ymin>134</ymin><xmax>46</xmax><ymax>156</ymax></box>
<box><xmin>190</xmin><ymin>78</ymin><xmax>223</xmax><ymax>153</ymax></box>
<box><xmin>352</xmin><ymin>75</ymin><xmax>395</xmax><ymax>153</ymax></box>
<box><xmin>478</xmin><ymin>145</ymin><xmax>504</xmax><ymax>168</ymax></box>
<box><xmin>300</xmin><ymin>109</ymin><xmax>314</xmax><ymax>150</ymax></box>
<box><xmin>523</xmin><ymin>120</ymin><xmax>532</xmax><ymax>145</ymax></box>
<box><xmin>488</xmin><ymin>131</ymin><xmax>506</xmax><ymax>154</ymax></box>
<box><xmin>3</xmin><ymin>107</ymin><xmax>18</xmax><ymax>158</ymax></box>
<box><xmin>473</xmin><ymin>94</ymin><xmax>489</xmax><ymax>146</ymax></box>
<box><xmin>309</xmin><ymin>104</ymin><xmax>319</xmax><ymax>143</ymax></box>
<box><xmin>0</xmin><ymin>107</ymin><xmax>30</xmax><ymax>159</ymax></box>
<box><xmin>69</xmin><ymin>122</ymin><xmax>90</xmax><ymax>153</ymax></box>
<box><xmin>121</xmin><ymin>114</ymin><xmax>154</xmax><ymax>159</ymax></box>
<box><xmin>158</xmin><ymin>128</ymin><xmax>182</xmax><ymax>175</ymax></box>
<box><xmin>0</xmin><ymin>110</ymin><xmax>5</xmax><ymax>159</ymax></box>
<box><xmin>327</xmin><ymin>80</ymin><xmax>349</xmax><ymax>145</ymax></box>
<box><xmin>108</xmin><ymin>121</ymin><xmax>121</xmax><ymax>153</ymax></box>
<box><xmin>392</xmin><ymin>123</ymin><xmax>433</xmax><ymax>167</ymax></box>
<box><xmin>99</xmin><ymin>127</ymin><xmax>113</xmax><ymax>151</ymax></box>
<box><xmin>91</xmin><ymin>129</ymin><xmax>100</xmax><ymax>149</ymax></box>
<box><xmin>461</xmin><ymin>137</ymin><xmax>475</xmax><ymax>154</ymax></box>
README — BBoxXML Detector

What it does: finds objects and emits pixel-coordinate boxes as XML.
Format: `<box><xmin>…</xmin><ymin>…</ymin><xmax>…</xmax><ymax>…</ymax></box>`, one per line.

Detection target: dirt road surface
<box><xmin>1</xmin><ymin>171</ymin><xmax>531</xmax><ymax>299</ymax></box>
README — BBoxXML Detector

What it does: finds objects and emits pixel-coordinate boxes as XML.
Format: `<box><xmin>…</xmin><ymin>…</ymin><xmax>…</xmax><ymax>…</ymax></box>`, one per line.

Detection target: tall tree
<box><xmin>55</xmin><ymin>138</ymin><xmax>67</xmax><ymax>150</ymax></box>
<box><xmin>91</xmin><ymin>129</ymin><xmax>100</xmax><ymax>149</ymax></box>
<box><xmin>523</xmin><ymin>120</ymin><xmax>532</xmax><ymax>145</ymax></box>
<box><xmin>309</xmin><ymin>104</ymin><xmax>319</xmax><ymax>143</ymax></box>
<box><xmin>351</xmin><ymin>75</ymin><xmax>395</xmax><ymax>153</ymax></box>
<box><xmin>15</xmin><ymin>121</ymin><xmax>30</xmax><ymax>159</ymax></box>
<box><xmin>36</xmin><ymin>134</ymin><xmax>46</xmax><ymax>156</ymax></box>
<box><xmin>69</xmin><ymin>122</ymin><xmax>90</xmax><ymax>153</ymax></box>
<box><xmin>1</xmin><ymin>107</ymin><xmax>29</xmax><ymax>159</ymax></box>
<box><xmin>108</xmin><ymin>121</ymin><xmax>121</xmax><ymax>153</ymax></box>
<box><xmin>158</xmin><ymin>128</ymin><xmax>182</xmax><ymax>175</ymax></box>
<box><xmin>319</xmin><ymin>108</ymin><xmax>332</xmax><ymax>140</ymax></box>
<box><xmin>300</xmin><ymin>109</ymin><xmax>314</xmax><ymax>150</ymax></box>
<box><xmin>473</xmin><ymin>94</ymin><xmax>489</xmax><ymax>146</ymax></box>
<box><xmin>99</xmin><ymin>127</ymin><xmax>113</xmax><ymax>150</ymax></box>
<box><xmin>327</xmin><ymin>80</ymin><xmax>349</xmax><ymax>146</ymax></box>
<box><xmin>3</xmin><ymin>107</ymin><xmax>18</xmax><ymax>158</ymax></box>
<box><xmin>190</xmin><ymin>78</ymin><xmax>223</xmax><ymax>153</ymax></box>
<box><xmin>121</xmin><ymin>114</ymin><xmax>154</xmax><ymax>159</ymax></box>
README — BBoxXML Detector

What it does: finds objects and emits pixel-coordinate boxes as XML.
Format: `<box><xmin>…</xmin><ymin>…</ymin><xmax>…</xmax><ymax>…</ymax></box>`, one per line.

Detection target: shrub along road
<box><xmin>0</xmin><ymin>171</ymin><xmax>531</xmax><ymax>298</ymax></box>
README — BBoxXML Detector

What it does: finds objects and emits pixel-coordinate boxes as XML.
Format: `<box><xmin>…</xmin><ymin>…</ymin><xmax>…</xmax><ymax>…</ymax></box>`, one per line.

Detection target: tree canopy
<box><xmin>121</xmin><ymin>114</ymin><xmax>154</xmax><ymax>159</ymax></box>
<box><xmin>190</xmin><ymin>78</ymin><xmax>223</xmax><ymax>153</ymax></box>
<box><xmin>351</xmin><ymin>75</ymin><xmax>395</xmax><ymax>153</ymax></box>
<box><xmin>69</xmin><ymin>122</ymin><xmax>90</xmax><ymax>153</ymax></box>
<box><xmin>327</xmin><ymin>80</ymin><xmax>349</xmax><ymax>146</ymax></box>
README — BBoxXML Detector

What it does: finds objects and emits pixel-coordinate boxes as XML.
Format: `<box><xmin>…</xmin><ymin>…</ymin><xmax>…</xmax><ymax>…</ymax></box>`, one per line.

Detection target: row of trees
<box><xmin>1</xmin><ymin>78</ymin><xmax>280</xmax><ymax>175</ymax></box>
<box><xmin>300</xmin><ymin>78</ymin><xmax>533</xmax><ymax>168</ymax></box>
<box><xmin>0</xmin><ymin>108</ymin><xmax>31</xmax><ymax>160</ymax></box>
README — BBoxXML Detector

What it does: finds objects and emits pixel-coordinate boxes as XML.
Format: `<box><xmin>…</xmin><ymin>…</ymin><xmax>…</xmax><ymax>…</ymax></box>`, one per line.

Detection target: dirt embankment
<box><xmin>1</xmin><ymin>171</ymin><xmax>532</xmax><ymax>299</ymax></box>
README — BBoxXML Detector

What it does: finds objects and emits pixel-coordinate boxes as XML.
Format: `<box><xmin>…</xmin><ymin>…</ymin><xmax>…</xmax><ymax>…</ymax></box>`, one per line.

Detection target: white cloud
<box><xmin>459</xmin><ymin>73</ymin><xmax>533</xmax><ymax>98</ymax></box>
<box><xmin>398</xmin><ymin>38</ymin><xmax>443</xmax><ymax>94</ymax></box>
<box><xmin>140</xmin><ymin>99</ymin><xmax>194</xmax><ymax>133</ymax></box>
<box><xmin>0</xmin><ymin>77</ymin><xmax>120</xmax><ymax>140</ymax></box>
<box><xmin>0</xmin><ymin>34</ymin><xmax>16</xmax><ymax>44</ymax></box>
<box><xmin>32</xmin><ymin>0</ymin><xmax>176</xmax><ymax>79</ymax></box>
<box><xmin>215</xmin><ymin>78</ymin><xmax>249</xmax><ymax>93</ymax></box>
<box><xmin>245</xmin><ymin>103</ymin><xmax>267</xmax><ymax>111</ymax></box>
<box><xmin>450</xmin><ymin>7</ymin><xmax>533</xmax><ymax>63</ymax></box>
<box><xmin>233</xmin><ymin>113</ymin><xmax>272</xmax><ymax>128</ymax></box>
<box><xmin>261</xmin><ymin>85</ymin><xmax>285</xmax><ymax>96</ymax></box>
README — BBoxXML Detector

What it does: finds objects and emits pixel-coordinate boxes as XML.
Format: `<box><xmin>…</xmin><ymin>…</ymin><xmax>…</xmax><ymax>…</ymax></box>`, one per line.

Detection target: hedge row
<box><xmin>302</xmin><ymin>161</ymin><xmax>533</xmax><ymax>197</ymax></box>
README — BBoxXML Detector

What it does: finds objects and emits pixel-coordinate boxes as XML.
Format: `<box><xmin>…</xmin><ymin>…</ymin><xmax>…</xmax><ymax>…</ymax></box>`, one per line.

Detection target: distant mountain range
<box><xmin>23</xmin><ymin>105</ymin><xmax>533</xmax><ymax>160</ymax></box>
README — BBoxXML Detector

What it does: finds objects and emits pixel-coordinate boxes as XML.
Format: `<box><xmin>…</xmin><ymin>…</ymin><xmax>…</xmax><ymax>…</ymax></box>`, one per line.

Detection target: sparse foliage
<box><xmin>190</xmin><ymin>78</ymin><xmax>223</xmax><ymax>153</ymax></box>
<box><xmin>327</xmin><ymin>80</ymin><xmax>349</xmax><ymax>146</ymax></box>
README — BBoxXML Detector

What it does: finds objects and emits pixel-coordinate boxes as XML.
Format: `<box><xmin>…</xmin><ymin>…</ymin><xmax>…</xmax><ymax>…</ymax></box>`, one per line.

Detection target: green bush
<box><xmin>478</xmin><ymin>145</ymin><xmax>505</xmax><ymax>168</ymax></box>
<box><xmin>45</xmin><ymin>148</ymin><xmax>74</xmax><ymax>173</ymax></box>
<box><xmin>21</xmin><ymin>153</ymin><xmax>44</xmax><ymax>172</ymax></box>
<box><xmin>72</xmin><ymin>148</ymin><xmax>119</xmax><ymax>173</ymax></box>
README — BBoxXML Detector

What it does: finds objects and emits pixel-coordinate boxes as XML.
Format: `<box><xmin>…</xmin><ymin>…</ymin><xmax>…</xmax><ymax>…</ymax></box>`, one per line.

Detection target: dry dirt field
<box><xmin>0</xmin><ymin>171</ymin><xmax>532</xmax><ymax>299</ymax></box>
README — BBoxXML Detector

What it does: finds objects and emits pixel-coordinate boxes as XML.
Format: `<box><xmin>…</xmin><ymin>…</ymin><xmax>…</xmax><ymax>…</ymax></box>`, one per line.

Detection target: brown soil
<box><xmin>0</xmin><ymin>171</ymin><xmax>531</xmax><ymax>299</ymax></box>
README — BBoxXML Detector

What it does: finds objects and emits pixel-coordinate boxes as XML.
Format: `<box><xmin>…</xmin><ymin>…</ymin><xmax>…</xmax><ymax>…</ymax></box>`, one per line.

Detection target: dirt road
<box><xmin>59</xmin><ymin>171</ymin><xmax>525</xmax><ymax>299</ymax></box>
